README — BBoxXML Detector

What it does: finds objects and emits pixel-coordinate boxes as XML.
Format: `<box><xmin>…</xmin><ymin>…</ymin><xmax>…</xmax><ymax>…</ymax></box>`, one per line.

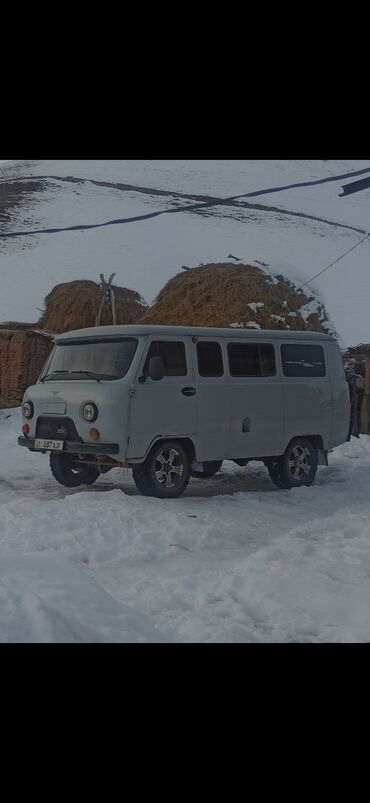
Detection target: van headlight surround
<box><xmin>83</xmin><ymin>402</ymin><xmax>98</xmax><ymax>423</ymax></box>
<box><xmin>22</xmin><ymin>401</ymin><xmax>34</xmax><ymax>419</ymax></box>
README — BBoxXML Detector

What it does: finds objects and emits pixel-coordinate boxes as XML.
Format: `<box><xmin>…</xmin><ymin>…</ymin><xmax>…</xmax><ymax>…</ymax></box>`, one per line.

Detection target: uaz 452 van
<box><xmin>18</xmin><ymin>325</ymin><xmax>350</xmax><ymax>498</ymax></box>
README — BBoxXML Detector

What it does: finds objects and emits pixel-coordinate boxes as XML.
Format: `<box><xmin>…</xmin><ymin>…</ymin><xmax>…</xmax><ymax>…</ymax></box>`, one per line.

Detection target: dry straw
<box><xmin>38</xmin><ymin>280</ymin><xmax>148</xmax><ymax>334</ymax></box>
<box><xmin>140</xmin><ymin>263</ymin><xmax>331</xmax><ymax>332</ymax></box>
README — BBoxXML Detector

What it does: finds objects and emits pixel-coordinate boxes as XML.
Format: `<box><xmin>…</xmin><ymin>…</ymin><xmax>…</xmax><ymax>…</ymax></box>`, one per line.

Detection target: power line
<box><xmin>1</xmin><ymin>167</ymin><xmax>370</xmax><ymax>306</ymax></box>
<box><xmin>298</xmin><ymin>233</ymin><xmax>370</xmax><ymax>291</ymax></box>
<box><xmin>2</xmin><ymin>230</ymin><xmax>368</xmax><ymax>315</ymax></box>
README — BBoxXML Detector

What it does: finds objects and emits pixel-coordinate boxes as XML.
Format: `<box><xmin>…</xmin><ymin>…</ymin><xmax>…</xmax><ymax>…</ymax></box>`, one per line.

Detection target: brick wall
<box><xmin>0</xmin><ymin>329</ymin><xmax>53</xmax><ymax>406</ymax></box>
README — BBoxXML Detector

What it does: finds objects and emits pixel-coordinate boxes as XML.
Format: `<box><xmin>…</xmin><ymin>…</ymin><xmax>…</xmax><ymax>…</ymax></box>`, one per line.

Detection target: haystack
<box><xmin>38</xmin><ymin>280</ymin><xmax>148</xmax><ymax>334</ymax></box>
<box><xmin>0</xmin><ymin>328</ymin><xmax>54</xmax><ymax>407</ymax></box>
<box><xmin>139</xmin><ymin>263</ymin><xmax>334</xmax><ymax>334</ymax></box>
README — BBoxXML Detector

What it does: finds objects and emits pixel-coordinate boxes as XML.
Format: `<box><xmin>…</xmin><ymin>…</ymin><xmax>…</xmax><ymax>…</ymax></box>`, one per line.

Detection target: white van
<box><xmin>18</xmin><ymin>325</ymin><xmax>350</xmax><ymax>498</ymax></box>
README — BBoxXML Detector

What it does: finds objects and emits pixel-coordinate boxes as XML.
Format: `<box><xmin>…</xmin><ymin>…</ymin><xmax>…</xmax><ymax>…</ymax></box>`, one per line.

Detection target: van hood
<box><xmin>23</xmin><ymin>380</ymin><xmax>130</xmax><ymax>459</ymax></box>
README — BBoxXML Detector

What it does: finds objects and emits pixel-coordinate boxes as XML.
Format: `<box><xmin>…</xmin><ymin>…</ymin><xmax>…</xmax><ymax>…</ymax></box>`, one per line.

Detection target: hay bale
<box><xmin>38</xmin><ymin>280</ymin><xmax>148</xmax><ymax>334</ymax></box>
<box><xmin>0</xmin><ymin>321</ymin><xmax>37</xmax><ymax>330</ymax></box>
<box><xmin>139</xmin><ymin>263</ymin><xmax>333</xmax><ymax>334</ymax></box>
<box><xmin>343</xmin><ymin>344</ymin><xmax>370</xmax><ymax>361</ymax></box>
<box><xmin>0</xmin><ymin>329</ymin><xmax>54</xmax><ymax>406</ymax></box>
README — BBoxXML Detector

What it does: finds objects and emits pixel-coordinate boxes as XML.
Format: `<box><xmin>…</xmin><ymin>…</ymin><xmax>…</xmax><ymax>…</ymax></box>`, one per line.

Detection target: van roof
<box><xmin>54</xmin><ymin>324</ymin><xmax>336</xmax><ymax>343</ymax></box>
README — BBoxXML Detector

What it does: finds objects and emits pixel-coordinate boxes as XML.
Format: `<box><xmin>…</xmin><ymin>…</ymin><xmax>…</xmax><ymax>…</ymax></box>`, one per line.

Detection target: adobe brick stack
<box><xmin>0</xmin><ymin>328</ymin><xmax>53</xmax><ymax>407</ymax></box>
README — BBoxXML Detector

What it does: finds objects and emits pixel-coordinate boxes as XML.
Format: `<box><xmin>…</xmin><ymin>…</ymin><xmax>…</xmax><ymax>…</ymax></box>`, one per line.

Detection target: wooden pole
<box><xmin>95</xmin><ymin>274</ymin><xmax>117</xmax><ymax>326</ymax></box>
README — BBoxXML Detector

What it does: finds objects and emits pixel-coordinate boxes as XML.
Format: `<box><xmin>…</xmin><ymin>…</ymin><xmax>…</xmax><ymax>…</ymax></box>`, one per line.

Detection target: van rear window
<box><xmin>144</xmin><ymin>341</ymin><xmax>187</xmax><ymax>376</ymax></box>
<box><xmin>281</xmin><ymin>344</ymin><xmax>326</xmax><ymax>377</ymax></box>
<box><xmin>227</xmin><ymin>343</ymin><xmax>276</xmax><ymax>377</ymax></box>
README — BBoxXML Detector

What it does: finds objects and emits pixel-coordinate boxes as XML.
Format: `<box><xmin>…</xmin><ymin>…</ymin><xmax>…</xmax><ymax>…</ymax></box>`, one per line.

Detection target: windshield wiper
<box><xmin>65</xmin><ymin>370</ymin><xmax>102</xmax><ymax>381</ymax></box>
<box><xmin>41</xmin><ymin>370</ymin><xmax>102</xmax><ymax>382</ymax></box>
<box><xmin>41</xmin><ymin>370</ymin><xmax>70</xmax><ymax>383</ymax></box>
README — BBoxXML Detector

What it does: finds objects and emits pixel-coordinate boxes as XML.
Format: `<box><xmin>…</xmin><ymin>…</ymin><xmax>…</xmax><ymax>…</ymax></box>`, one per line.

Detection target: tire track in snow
<box><xmin>1</xmin><ymin>165</ymin><xmax>369</xmax><ymax>238</ymax></box>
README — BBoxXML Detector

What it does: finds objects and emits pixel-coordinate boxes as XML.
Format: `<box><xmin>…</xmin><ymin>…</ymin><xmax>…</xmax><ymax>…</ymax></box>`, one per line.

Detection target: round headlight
<box><xmin>23</xmin><ymin>401</ymin><xmax>34</xmax><ymax>419</ymax></box>
<box><xmin>83</xmin><ymin>403</ymin><xmax>98</xmax><ymax>423</ymax></box>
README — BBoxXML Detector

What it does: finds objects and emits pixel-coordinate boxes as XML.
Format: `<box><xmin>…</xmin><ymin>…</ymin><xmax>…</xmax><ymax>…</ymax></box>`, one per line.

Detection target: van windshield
<box><xmin>41</xmin><ymin>338</ymin><xmax>138</xmax><ymax>381</ymax></box>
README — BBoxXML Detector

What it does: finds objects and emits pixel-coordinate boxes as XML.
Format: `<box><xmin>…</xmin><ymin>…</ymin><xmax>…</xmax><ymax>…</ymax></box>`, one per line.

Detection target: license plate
<box><xmin>34</xmin><ymin>439</ymin><xmax>64</xmax><ymax>451</ymax></box>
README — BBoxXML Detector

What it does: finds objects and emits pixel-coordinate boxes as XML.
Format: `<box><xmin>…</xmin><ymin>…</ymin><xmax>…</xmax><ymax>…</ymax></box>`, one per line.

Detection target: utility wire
<box><xmin>298</xmin><ymin>233</ymin><xmax>369</xmax><ymax>291</ymax></box>
<box><xmin>1</xmin><ymin>167</ymin><xmax>370</xmax><ymax>302</ymax></box>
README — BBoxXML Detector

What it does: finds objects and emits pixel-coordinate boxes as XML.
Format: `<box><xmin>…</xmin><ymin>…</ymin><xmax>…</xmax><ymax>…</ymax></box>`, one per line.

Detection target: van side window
<box><xmin>144</xmin><ymin>341</ymin><xmax>187</xmax><ymax>376</ymax></box>
<box><xmin>281</xmin><ymin>344</ymin><xmax>326</xmax><ymax>377</ymax></box>
<box><xmin>197</xmin><ymin>342</ymin><xmax>224</xmax><ymax>377</ymax></box>
<box><xmin>228</xmin><ymin>343</ymin><xmax>276</xmax><ymax>377</ymax></box>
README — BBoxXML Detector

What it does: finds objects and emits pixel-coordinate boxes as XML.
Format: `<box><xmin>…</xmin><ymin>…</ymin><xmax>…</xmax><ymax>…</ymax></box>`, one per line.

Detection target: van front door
<box><xmin>126</xmin><ymin>337</ymin><xmax>196</xmax><ymax>461</ymax></box>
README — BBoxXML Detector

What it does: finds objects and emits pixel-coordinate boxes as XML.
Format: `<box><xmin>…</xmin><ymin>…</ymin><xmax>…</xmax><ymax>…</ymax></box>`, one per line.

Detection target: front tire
<box><xmin>50</xmin><ymin>453</ymin><xmax>100</xmax><ymax>488</ymax></box>
<box><xmin>267</xmin><ymin>438</ymin><xmax>318</xmax><ymax>489</ymax></box>
<box><xmin>132</xmin><ymin>441</ymin><xmax>191</xmax><ymax>498</ymax></box>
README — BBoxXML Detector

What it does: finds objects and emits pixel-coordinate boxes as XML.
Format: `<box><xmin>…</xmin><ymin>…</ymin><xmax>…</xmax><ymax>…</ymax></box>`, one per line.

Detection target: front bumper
<box><xmin>18</xmin><ymin>437</ymin><xmax>119</xmax><ymax>455</ymax></box>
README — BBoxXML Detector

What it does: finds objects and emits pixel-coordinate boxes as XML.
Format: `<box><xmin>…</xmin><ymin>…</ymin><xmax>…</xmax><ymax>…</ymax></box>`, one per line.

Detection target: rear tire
<box><xmin>267</xmin><ymin>438</ymin><xmax>318</xmax><ymax>490</ymax></box>
<box><xmin>132</xmin><ymin>441</ymin><xmax>191</xmax><ymax>499</ymax></box>
<box><xmin>191</xmin><ymin>460</ymin><xmax>223</xmax><ymax>478</ymax></box>
<box><xmin>50</xmin><ymin>453</ymin><xmax>100</xmax><ymax>488</ymax></box>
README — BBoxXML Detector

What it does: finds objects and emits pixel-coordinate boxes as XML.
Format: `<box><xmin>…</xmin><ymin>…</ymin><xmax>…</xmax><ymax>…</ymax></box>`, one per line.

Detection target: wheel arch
<box><xmin>285</xmin><ymin>434</ymin><xmax>327</xmax><ymax>465</ymax></box>
<box><xmin>130</xmin><ymin>436</ymin><xmax>197</xmax><ymax>464</ymax></box>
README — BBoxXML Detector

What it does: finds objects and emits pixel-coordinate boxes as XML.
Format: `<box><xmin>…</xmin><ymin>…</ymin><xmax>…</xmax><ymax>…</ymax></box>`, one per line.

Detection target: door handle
<box><xmin>181</xmin><ymin>387</ymin><xmax>196</xmax><ymax>397</ymax></box>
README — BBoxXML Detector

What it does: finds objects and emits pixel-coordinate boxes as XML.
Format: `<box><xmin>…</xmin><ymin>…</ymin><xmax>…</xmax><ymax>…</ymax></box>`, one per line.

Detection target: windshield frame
<box><xmin>40</xmin><ymin>337</ymin><xmax>139</xmax><ymax>382</ymax></box>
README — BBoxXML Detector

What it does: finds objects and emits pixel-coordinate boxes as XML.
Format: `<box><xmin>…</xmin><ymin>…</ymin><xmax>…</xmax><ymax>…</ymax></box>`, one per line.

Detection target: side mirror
<box><xmin>149</xmin><ymin>356</ymin><xmax>165</xmax><ymax>381</ymax></box>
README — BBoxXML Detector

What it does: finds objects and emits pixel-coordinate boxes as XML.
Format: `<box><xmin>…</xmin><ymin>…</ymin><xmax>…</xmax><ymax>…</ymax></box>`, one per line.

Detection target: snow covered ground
<box><xmin>1</xmin><ymin>407</ymin><xmax>370</xmax><ymax>643</ymax></box>
<box><xmin>0</xmin><ymin>552</ymin><xmax>167</xmax><ymax>643</ymax></box>
<box><xmin>1</xmin><ymin>160</ymin><xmax>370</xmax><ymax>345</ymax></box>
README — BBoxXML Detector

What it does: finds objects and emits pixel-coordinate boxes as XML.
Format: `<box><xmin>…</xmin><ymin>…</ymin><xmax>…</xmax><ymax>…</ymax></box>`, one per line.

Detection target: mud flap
<box><xmin>318</xmin><ymin>450</ymin><xmax>329</xmax><ymax>466</ymax></box>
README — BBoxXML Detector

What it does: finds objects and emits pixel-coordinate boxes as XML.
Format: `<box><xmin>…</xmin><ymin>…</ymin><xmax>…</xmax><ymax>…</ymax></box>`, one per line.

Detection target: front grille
<box><xmin>36</xmin><ymin>417</ymin><xmax>82</xmax><ymax>442</ymax></box>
